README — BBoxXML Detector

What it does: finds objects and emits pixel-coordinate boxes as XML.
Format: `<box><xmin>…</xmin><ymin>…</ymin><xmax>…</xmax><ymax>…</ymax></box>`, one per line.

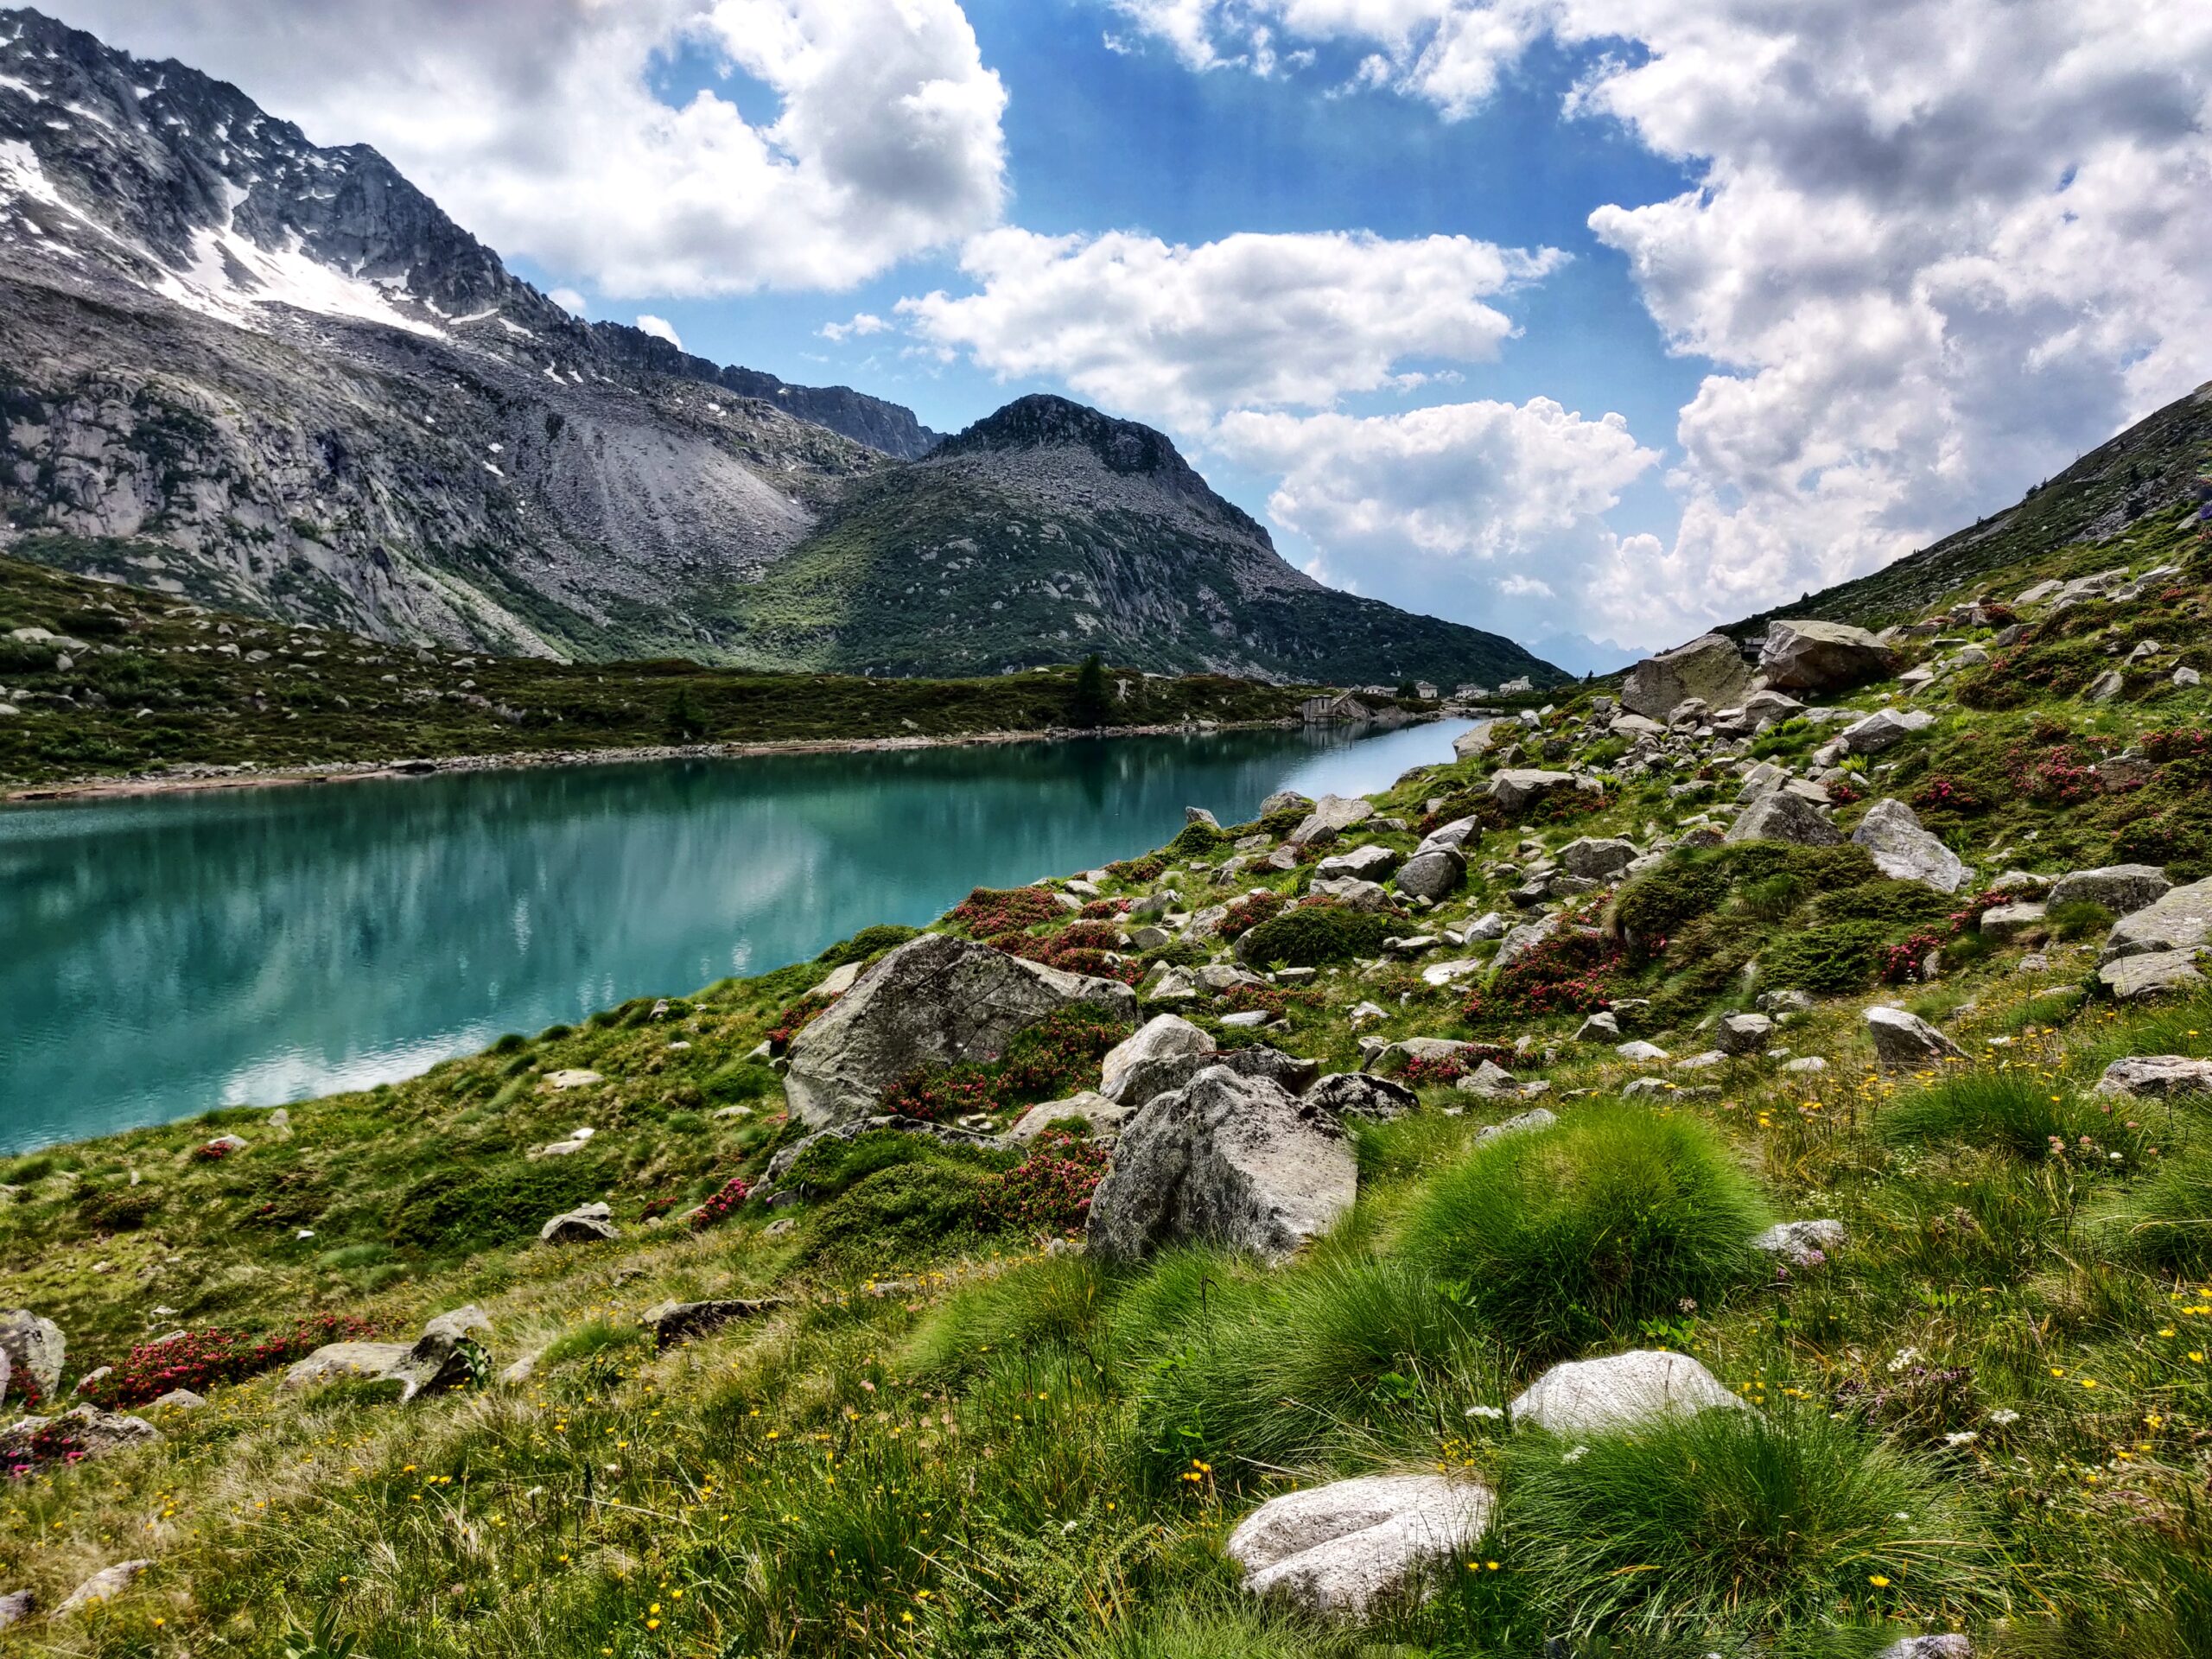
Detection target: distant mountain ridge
<box><xmin>0</xmin><ymin>5</ymin><xmax>1556</xmax><ymax>686</ymax></box>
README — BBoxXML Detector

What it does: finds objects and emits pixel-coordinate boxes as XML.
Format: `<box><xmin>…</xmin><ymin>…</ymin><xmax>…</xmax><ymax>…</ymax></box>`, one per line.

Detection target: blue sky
<box><xmin>47</xmin><ymin>0</ymin><xmax>2212</xmax><ymax>671</ymax></box>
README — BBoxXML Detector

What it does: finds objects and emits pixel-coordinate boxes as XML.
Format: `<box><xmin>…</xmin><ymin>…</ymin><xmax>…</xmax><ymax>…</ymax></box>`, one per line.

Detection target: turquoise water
<box><xmin>0</xmin><ymin>721</ymin><xmax>1466</xmax><ymax>1152</ymax></box>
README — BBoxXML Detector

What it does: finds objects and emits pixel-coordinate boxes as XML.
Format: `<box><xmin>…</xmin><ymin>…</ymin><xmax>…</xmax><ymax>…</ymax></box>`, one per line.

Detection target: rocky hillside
<box><xmin>2</xmin><ymin>480</ymin><xmax>2208</xmax><ymax>1654</ymax></box>
<box><xmin>730</xmin><ymin>395</ymin><xmax>1561</xmax><ymax>685</ymax></box>
<box><xmin>0</xmin><ymin>9</ymin><xmax>1550</xmax><ymax>687</ymax></box>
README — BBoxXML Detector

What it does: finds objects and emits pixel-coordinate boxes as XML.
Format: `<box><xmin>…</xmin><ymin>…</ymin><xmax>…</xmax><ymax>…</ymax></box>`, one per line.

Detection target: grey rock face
<box><xmin>1619</xmin><ymin>633</ymin><xmax>1752</xmax><ymax>720</ymax></box>
<box><xmin>1289</xmin><ymin>795</ymin><xmax>1376</xmax><ymax>845</ymax></box>
<box><xmin>1486</xmin><ymin>769</ymin><xmax>1583</xmax><ymax>814</ymax></box>
<box><xmin>2101</xmin><ymin>876</ymin><xmax>2212</xmax><ymax>962</ymax></box>
<box><xmin>1510</xmin><ymin>1350</ymin><xmax>1743</xmax><ymax>1435</ymax></box>
<box><xmin>281</xmin><ymin>1342</ymin><xmax>416</xmax><ymax>1391</ymax></box>
<box><xmin>1099</xmin><ymin>1014</ymin><xmax>1217</xmax><ymax>1105</ymax></box>
<box><xmin>1314</xmin><ymin>843</ymin><xmax>1399</xmax><ymax>881</ymax></box>
<box><xmin>2092</xmin><ymin>1056</ymin><xmax>2212</xmax><ymax>1098</ymax></box>
<box><xmin>1977</xmin><ymin>902</ymin><xmax>2047</xmax><ymax>940</ymax></box>
<box><xmin>1866</xmin><ymin>1006</ymin><xmax>1967</xmax><ymax>1068</ymax></box>
<box><xmin>1717</xmin><ymin>1013</ymin><xmax>1774</xmax><ymax>1055</ymax></box>
<box><xmin>1227</xmin><ymin>1473</ymin><xmax>1494</xmax><ymax>1616</ymax></box>
<box><xmin>1758</xmin><ymin>618</ymin><xmax>1893</xmax><ymax>691</ymax></box>
<box><xmin>56</xmin><ymin>1559</ymin><xmax>154</xmax><ymax>1616</ymax></box>
<box><xmin>1493</xmin><ymin>911</ymin><xmax>1562</xmax><ymax>970</ymax></box>
<box><xmin>643</xmin><ymin>1299</ymin><xmax>783</xmax><ymax>1351</ymax></box>
<box><xmin>1395</xmin><ymin>847</ymin><xmax>1466</xmax><ymax>901</ymax></box>
<box><xmin>1839</xmin><ymin>708</ymin><xmax>1935</xmax><ymax>754</ymax></box>
<box><xmin>1556</xmin><ymin>836</ymin><xmax>1637</xmax><ymax>880</ymax></box>
<box><xmin>539</xmin><ymin>1203</ymin><xmax>620</xmax><ymax>1246</ymax></box>
<box><xmin>1305</xmin><ymin>1073</ymin><xmax>1420</xmax><ymax>1122</ymax></box>
<box><xmin>1087</xmin><ymin>1066</ymin><xmax>1357</xmax><ymax>1264</ymax></box>
<box><xmin>2050</xmin><ymin>864</ymin><xmax>2172</xmax><ymax>917</ymax></box>
<box><xmin>785</xmin><ymin>935</ymin><xmax>1136</xmax><ymax>1128</ymax></box>
<box><xmin>1754</xmin><ymin>1219</ymin><xmax>1846</xmax><ymax>1266</ymax></box>
<box><xmin>1726</xmin><ymin>789</ymin><xmax>1842</xmax><ymax>847</ymax></box>
<box><xmin>2100</xmin><ymin>950</ymin><xmax>2206</xmax><ymax>1001</ymax></box>
<box><xmin>1260</xmin><ymin>790</ymin><xmax>1313</xmax><ymax>816</ymax></box>
<box><xmin>1009</xmin><ymin>1091</ymin><xmax>1133</xmax><ymax>1141</ymax></box>
<box><xmin>1852</xmin><ymin>798</ymin><xmax>1969</xmax><ymax>893</ymax></box>
<box><xmin>0</xmin><ymin>1310</ymin><xmax>64</xmax><ymax>1402</ymax></box>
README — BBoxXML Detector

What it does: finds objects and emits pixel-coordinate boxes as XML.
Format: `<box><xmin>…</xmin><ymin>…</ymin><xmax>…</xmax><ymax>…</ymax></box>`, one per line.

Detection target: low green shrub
<box><xmin>540</xmin><ymin>1318</ymin><xmax>652</xmax><ymax>1368</ymax></box>
<box><xmin>77</xmin><ymin>1180</ymin><xmax>162</xmax><ymax>1231</ymax></box>
<box><xmin>2046</xmin><ymin>899</ymin><xmax>2115</xmax><ymax>941</ymax></box>
<box><xmin>1494</xmin><ymin>1406</ymin><xmax>2000</xmax><ymax>1640</ymax></box>
<box><xmin>387</xmin><ymin>1158</ymin><xmax>612</xmax><ymax>1253</ymax></box>
<box><xmin>1399</xmin><ymin>1104</ymin><xmax>1769</xmax><ymax>1359</ymax></box>
<box><xmin>1235</xmin><ymin>901</ymin><xmax>1396</xmax><ymax>967</ymax></box>
<box><xmin>803</xmin><ymin>1162</ymin><xmax>988</xmax><ymax>1271</ymax></box>
<box><xmin>1764</xmin><ymin>920</ymin><xmax>1891</xmax><ymax>994</ymax></box>
<box><xmin>817</xmin><ymin>924</ymin><xmax>921</xmax><ymax>967</ymax></box>
<box><xmin>1165</xmin><ymin>821</ymin><xmax>1227</xmax><ymax>856</ymax></box>
<box><xmin>2112</xmin><ymin>1144</ymin><xmax>2212</xmax><ymax>1274</ymax></box>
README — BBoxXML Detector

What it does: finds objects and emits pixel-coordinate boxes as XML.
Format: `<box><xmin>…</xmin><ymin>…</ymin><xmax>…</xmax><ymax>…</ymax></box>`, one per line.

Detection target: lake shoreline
<box><xmin>3</xmin><ymin>715</ymin><xmax>1436</xmax><ymax>805</ymax></box>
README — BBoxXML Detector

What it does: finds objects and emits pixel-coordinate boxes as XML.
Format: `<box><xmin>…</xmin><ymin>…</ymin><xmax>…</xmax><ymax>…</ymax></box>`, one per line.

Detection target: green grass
<box><xmin>1878</xmin><ymin>1071</ymin><xmax>2126</xmax><ymax>1160</ymax></box>
<box><xmin>1492</xmin><ymin>1406</ymin><xmax>2002</xmax><ymax>1642</ymax></box>
<box><xmin>1398</xmin><ymin>1103</ymin><xmax>1770</xmax><ymax>1359</ymax></box>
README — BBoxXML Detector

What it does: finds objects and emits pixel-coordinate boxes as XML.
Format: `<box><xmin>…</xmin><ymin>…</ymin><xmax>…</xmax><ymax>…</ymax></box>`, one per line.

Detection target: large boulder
<box><xmin>0</xmin><ymin>1404</ymin><xmax>160</xmax><ymax>1463</ymax></box>
<box><xmin>1099</xmin><ymin>1014</ymin><xmax>1216</xmax><ymax>1104</ymax></box>
<box><xmin>2093</xmin><ymin>1057</ymin><xmax>2212</xmax><ymax>1099</ymax></box>
<box><xmin>1314</xmin><ymin>843</ymin><xmax>1399</xmax><ymax>882</ymax></box>
<box><xmin>1227</xmin><ymin>1474</ymin><xmax>1494</xmax><ymax>1616</ymax></box>
<box><xmin>1556</xmin><ymin>837</ymin><xmax>1637</xmax><ymax>880</ymax></box>
<box><xmin>0</xmin><ymin>1311</ymin><xmax>63</xmax><ymax>1402</ymax></box>
<box><xmin>538</xmin><ymin>1203</ymin><xmax>619</xmax><ymax>1246</ymax></box>
<box><xmin>785</xmin><ymin>934</ymin><xmax>1138</xmax><ymax>1128</ymax></box>
<box><xmin>2101</xmin><ymin>876</ymin><xmax>2212</xmax><ymax>963</ymax></box>
<box><xmin>1757</xmin><ymin>619</ymin><xmax>1892</xmax><ymax>691</ymax></box>
<box><xmin>1716</xmin><ymin>1012</ymin><xmax>1774</xmax><ymax>1055</ymax></box>
<box><xmin>1304</xmin><ymin>1073</ymin><xmax>1420</xmax><ymax>1122</ymax></box>
<box><xmin>1619</xmin><ymin>633</ymin><xmax>1752</xmax><ymax>720</ymax></box>
<box><xmin>1395</xmin><ymin>847</ymin><xmax>1466</xmax><ymax>902</ymax></box>
<box><xmin>642</xmin><ymin>1298</ymin><xmax>783</xmax><ymax>1351</ymax></box>
<box><xmin>1452</xmin><ymin>721</ymin><xmax>1503</xmax><ymax>760</ymax></box>
<box><xmin>2050</xmin><ymin>864</ymin><xmax>2171</xmax><ymax>916</ymax></box>
<box><xmin>1852</xmin><ymin>798</ymin><xmax>1970</xmax><ymax>893</ymax></box>
<box><xmin>1087</xmin><ymin>1066</ymin><xmax>1357</xmax><ymax>1264</ymax></box>
<box><xmin>1866</xmin><ymin>1006</ymin><xmax>1967</xmax><ymax>1069</ymax></box>
<box><xmin>1509</xmin><ymin>1350</ymin><xmax>1742</xmax><ymax>1435</ymax></box>
<box><xmin>1839</xmin><ymin>708</ymin><xmax>1935</xmax><ymax>754</ymax></box>
<box><xmin>283</xmin><ymin>1306</ymin><xmax>492</xmax><ymax>1401</ymax></box>
<box><xmin>1289</xmin><ymin>794</ymin><xmax>1375</xmax><ymax>845</ymax></box>
<box><xmin>2100</xmin><ymin>950</ymin><xmax>2206</xmax><ymax>1001</ymax></box>
<box><xmin>1486</xmin><ymin>769</ymin><xmax>1583</xmax><ymax>814</ymax></box>
<box><xmin>1726</xmin><ymin>790</ymin><xmax>1841</xmax><ymax>847</ymax></box>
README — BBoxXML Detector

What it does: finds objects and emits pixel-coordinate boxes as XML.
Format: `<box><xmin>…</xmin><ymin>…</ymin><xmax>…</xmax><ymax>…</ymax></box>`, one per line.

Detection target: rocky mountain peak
<box><xmin>933</xmin><ymin>393</ymin><xmax>1257</xmax><ymax>528</ymax></box>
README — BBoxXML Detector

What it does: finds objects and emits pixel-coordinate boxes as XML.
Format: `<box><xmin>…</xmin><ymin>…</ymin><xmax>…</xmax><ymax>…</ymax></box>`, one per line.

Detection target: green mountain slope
<box><xmin>715</xmin><ymin>396</ymin><xmax>1565</xmax><ymax>688</ymax></box>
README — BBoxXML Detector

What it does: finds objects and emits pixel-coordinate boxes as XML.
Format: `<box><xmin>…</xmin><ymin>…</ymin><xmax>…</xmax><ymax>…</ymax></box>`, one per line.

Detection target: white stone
<box><xmin>1228</xmin><ymin>1474</ymin><xmax>1495</xmax><ymax>1616</ymax></box>
<box><xmin>1509</xmin><ymin>1350</ymin><xmax>1743</xmax><ymax>1435</ymax></box>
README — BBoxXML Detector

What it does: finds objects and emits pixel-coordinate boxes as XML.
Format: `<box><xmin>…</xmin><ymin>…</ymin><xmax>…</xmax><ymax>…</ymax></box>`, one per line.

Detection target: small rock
<box><xmin>2100</xmin><ymin>950</ymin><xmax>2206</xmax><ymax>1001</ymax></box>
<box><xmin>0</xmin><ymin>1310</ymin><xmax>64</xmax><ymax>1401</ymax></box>
<box><xmin>1510</xmin><ymin>1350</ymin><xmax>1743</xmax><ymax>1435</ymax></box>
<box><xmin>1852</xmin><ymin>798</ymin><xmax>1970</xmax><ymax>893</ymax></box>
<box><xmin>56</xmin><ymin>1560</ymin><xmax>153</xmax><ymax>1615</ymax></box>
<box><xmin>1726</xmin><ymin>789</ymin><xmax>1841</xmax><ymax>847</ymax></box>
<box><xmin>1471</xmin><ymin>1107</ymin><xmax>1557</xmax><ymax>1142</ymax></box>
<box><xmin>1227</xmin><ymin>1473</ymin><xmax>1494</xmax><ymax>1616</ymax></box>
<box><xmin>1716</xmin><ymin>1013</ymin><xmax>1773</xmax><ymax>1055</ymax></box>
<box><xmin>1783</xmin><ymin>1056</ymin><xmax>1828</xmax><ymax>1073</ymax></box>
<box><xmin>538</xmin><ymin>1202</ymin><xmax>619</xmax><ymax>1246</ymax></box>
<box><xmin>147</xmin><ymin>1389</ymin><xmax>208</xmax><ymax>1410</ymax></box>
<box><xmin>1753</xmin><ymin>1219</ymin><xmax>1845</xmax><ymax>1266</ymax></box>
<box><xmin>2091</xmin><ymin>1056</ymin><xmax>2212</xmax><ymax>1099</ymax></box>
<box><xmin>544</xmin><ymin>1069</ymin><xmax>604</xmax><ymax>1090</ymax></box>
<box><xmin>642</xmin><ymin>1299</ymin><xmax>784</xmax><ymax>1351</ymax></box>
<box><xmin>1305</xmin><ymin>1073</ymin><xmax>1419</xmax><ymax>1122</ymax></box>
<box><xmin>1616</xmin><ymin>1040</ymin><xmax>1669</xmax><ymax>1062</ymax></box>
<box><xmin>1576</xmin><ymin>1011</ymin><xmax>1620</xmax><ymax>1041</ymax></box>
<box><xmin>1866</xmin><ymin>1006</ymin><xmax>1967</xmax><ymax>1069</ymax></box>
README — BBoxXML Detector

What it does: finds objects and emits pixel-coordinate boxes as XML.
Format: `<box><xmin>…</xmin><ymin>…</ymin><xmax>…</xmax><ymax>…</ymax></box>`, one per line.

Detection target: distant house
<box><xmin>1497</xmin><ymin>675</ymin><xmax>1534</xmax><ymax>694</ymax></box>
<box><xmin>1357</xmin><ymin>683</ymin><xmax>1395</xmax><ymax>698</ymax></box>
<box><xmin>1414</xmin><ymin>681</ymin><xmax>1438</xmax><ymax>700</ymax></box>
<box><xmin>1455</xmin><ymin>683</ymin><xmax>1491</xmax><ymax>700</ymax></box>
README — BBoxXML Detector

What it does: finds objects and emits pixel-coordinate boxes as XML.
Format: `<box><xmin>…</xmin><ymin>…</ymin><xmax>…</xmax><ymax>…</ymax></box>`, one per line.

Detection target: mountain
<box><xmin>722</xmin><ymin>395</ymin><xmax>1561</xmax><ymax>685</ymax></box>
<box><xmin>1719</xmin><ymin>379</ymin><xmax>2212</xmax><ymax>642</ymax></box>
<box><xmin>0</xmin><ymin>6</ymin><xmax>1555</xmax><ymax>686</ymax></box>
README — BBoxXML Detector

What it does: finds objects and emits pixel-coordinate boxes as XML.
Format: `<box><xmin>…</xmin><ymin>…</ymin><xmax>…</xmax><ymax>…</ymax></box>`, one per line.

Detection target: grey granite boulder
<box><xmin>1717</xmin><ymin>1013</ymin><xmax>1774</xmax><ymax>1055</ymax></box>
<box><xmin>1758</xmin><ymin>618</ymin><xmax>1892</xmax><ymax>691</ymax></box>
<box><xmin>56</xmin><ymin>1560</ymin><xmax>153</xmax><ymax>1615</ymax></box>
<box><xmin>1726</xmin><ymin>790</ymin><xmax>1841</xmax><ymax>847</ymax></box>
<box><xmin>2101</xmin><ymin>875</ymin><xmax>2212</xmax><ymax>962</ymax></box>
<box><xmin>1289</xmin><ymin>794</ymin><xmax>1375</xmax><ymax>845</ymax></box>
<box><xmin>1556</xmin><ymin>836</ymin><xmax>1637</xmax><ymax>880</ymax></box>
<box><xmin>785</xmin><ymin>934</ymin><xmax>1138</xmax><ymax>1128</ymax></box>
<box><xmin>1620</xmin><ymin>633</ymin><xmax>1752</xmax><ymax>721</ymax></box>
<box><xmin>1305</xmin><ymin>1072</ymin><xmax>1420</xmax><ymax>1122</ymax></box>
<box><xmin>1087</xmin><ymin>1066</ymin><xmax>1357</xmax><ymax>1264</ymax></box>
<box><xmin>2092</xmin><ymin>1056</ymin><xmax>2212</xmax><ymax>1099</ymax></box>
<box><xmin>538</xmin><ymin>1203</ymin><xmax>619</xmax><ymax>1246</ymax></box>
<box><xmin>643</xmin><ymin>1298</ymin><xmax>784</xmax><ymax>1351</ymax></box>
<box><xmin>1510</xmin><ymin>1350</ymin><xmax>1742</xmax><ymax>1435</ymax></box>
<box><xmin>1866</xmin><ymin>1006</ymin><xmax>1967</xmax><ymax>1068</ymax></box>
<box><xmin>1839</xmin><ymin>709</ymin><xmax>1934</xmax><ymax>754</ymax></box>
<box><xmin>2050</xmin><ymin>864</ymin><xmax>2171</xmax><ymax>917</ymax></box>
<box><xmin>1852</xmin><ymin>798</ymin><xmax>1969</xmax><ymax>893</ymax></box>
<box><xmin>1754</xmin><ymin>1219</ymin><xmax>1846</xmax><ymax>1267</ymax></box>
<box><xmin>1395</xmin><ymin>847</ymin><xmax>1466</xmax><ymax>901</ymax></box>
<box><xmin>1227</xmin><ymin>1473</ymin><xmax>1494</xmax><ymax>1616</ymax></box>
<box><xmin>1486</xmin><ymin>769</ymin><xmax>1583</xmax><ymax>814</ymax></box>
<box><xmin>0</xmin><ymin>1311</ymin><xmax>63</xmax><ymax>1402</ymax></box>
<box><xmin>1099</xmin><ymin>1014</ymin><xmax>1216</xmax><ymax>1105</ymax></box>
<box><xmin>2100</xmin><ymin>950</ymin><xmax>2206</xmax><ymax>1001</ymax></box>
<box><xmin>1315</xmin><ymin>843</ymin><xmax>1400</xmax><ymax>881</ymax></box>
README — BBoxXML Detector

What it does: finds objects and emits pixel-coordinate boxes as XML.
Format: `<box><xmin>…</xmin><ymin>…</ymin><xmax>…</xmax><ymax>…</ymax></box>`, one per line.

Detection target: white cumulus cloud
<box><xmin>40</xmin><ymin>0</ymin><xmax>1009</xmax><ymax>296</ymax></box>
<box><xmin>635</xmin><ymin>315</ymin><xmax>683</xmax><ymax>349</ymax></box>
<box><xmin>1103</xmin><ymin>0</ymin><xmax>2212</xmax><ymax>648</ymax></box>
<box><xmin>819</xmin><ymin>312</ymin><xmax>891</xmax><ymax>341</ymax></box>
<box><xmin>1214</xmin><ymin>398</ymin><xmax>1658</xmax><ymax>639</ymax></box>
<box><xmin>547</xmin><ymin>287</ymin><xmax>588</xmax><ymax>316</ymax></box>
<box><xmin>899</xmin><ymin>226</ymin><xmax>1563</xmax><ymax>429</ymax></box>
